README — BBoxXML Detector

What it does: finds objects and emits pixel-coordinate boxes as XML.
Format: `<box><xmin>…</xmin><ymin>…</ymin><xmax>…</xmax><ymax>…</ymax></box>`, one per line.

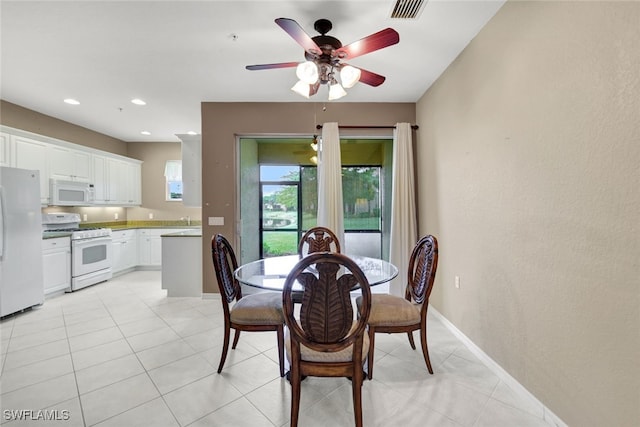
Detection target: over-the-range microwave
<box><xmin>50</xmin><ymin>179</ymin><xmax>94</xmax><ymax>206</ymax></box>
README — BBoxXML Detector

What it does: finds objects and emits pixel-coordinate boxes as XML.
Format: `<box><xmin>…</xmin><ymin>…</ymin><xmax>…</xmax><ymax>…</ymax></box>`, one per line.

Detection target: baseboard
<box><xmin>430</xmin><ymin>308</ymin><xmax>566</xmax><ymax>427</ymax></box>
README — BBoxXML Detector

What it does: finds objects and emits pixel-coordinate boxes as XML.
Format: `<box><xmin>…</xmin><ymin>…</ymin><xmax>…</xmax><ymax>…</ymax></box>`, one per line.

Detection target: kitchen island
<box><xmin>161</xmin><ymin>229</ymin><xmax>203</xmax><ymax>297</ymax></box>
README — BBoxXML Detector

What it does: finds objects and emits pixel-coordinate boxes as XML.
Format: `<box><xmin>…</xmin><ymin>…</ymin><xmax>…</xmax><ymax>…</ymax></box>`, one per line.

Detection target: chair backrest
<box><xmin>406</xmin><ymin>235</ymin><xmax>439</xmax><ymax>304</ymax></box>
<box><xmin>298</xmin><ymin>227</ymin><xmax>341</xmax><ymax>257</ymax></box>
<box><xmin>211</xmin><ymin>234</ymin><xmax>241</xmax><ymax>304</ymax></box>
<box><xmin>283</xmin><ymin>252</ymin><xmax>371</xmax><ymax>353</ymax></box>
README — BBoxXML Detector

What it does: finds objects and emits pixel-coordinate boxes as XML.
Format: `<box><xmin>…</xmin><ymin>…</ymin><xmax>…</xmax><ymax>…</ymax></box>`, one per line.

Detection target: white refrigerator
<box><xmin>0</xmin><ymin>166</ymin><xmax>44</xmax><ymax>317</ymax></box>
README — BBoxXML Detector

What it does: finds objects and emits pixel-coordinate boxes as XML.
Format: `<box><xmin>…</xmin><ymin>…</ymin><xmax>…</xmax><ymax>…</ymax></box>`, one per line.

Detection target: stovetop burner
<box><xmin>44</xmin><ymin>227</ymin><xmax>100</xmax><ymax>232</ymax></box>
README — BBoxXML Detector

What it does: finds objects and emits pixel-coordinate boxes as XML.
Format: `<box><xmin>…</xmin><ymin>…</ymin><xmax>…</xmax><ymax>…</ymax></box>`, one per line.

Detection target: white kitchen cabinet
<box><xmin>178</xmin><ymin>134</ymin><xmax>201</xmax><ymax>207</ymax></box>
<box><xmin>127</xmin><ymin>162</ymin><xmax>142</xmax><ymax>205</ymax></box>
<box><xmin>112</xmin><ymin>229</ymin><xmax>138</xmax><ymax>275</ymax></box>
<box><xmin>42</xmin><ymin>237</ymin><xmax>71</xmax><ymax>295</ymax></box>
<box><xmin>0</xmin><ymin>132</ymin><xmax>10</xmax><ymax>166</ymax></box>
<box><xmin>13</xmin><ymin>136</ymin><xmax>49</xmax><ymax>204</ymax></box>
<box><xmin>49</xmin><ymin>145</ymin><xmax>91</xmax><ymax>182</ymax></box>
<box><xmin>92</xmin><ymin>154</ymin><xmax>142</xmax><ymax>206</ymax></box>
<box><xmin>138</xmin><ymin>228</ymin><xmax>191</xmax><ymax>267</ymax></box>
<box><xmin>92</xmin><ymin>154</ymin><xmax>109</xmax><ymax>203</ymax></box>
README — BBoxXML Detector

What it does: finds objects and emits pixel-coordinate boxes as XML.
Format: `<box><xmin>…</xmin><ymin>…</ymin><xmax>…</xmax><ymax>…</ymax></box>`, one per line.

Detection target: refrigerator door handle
<box><xmin>0</xmin><ymin>185</ymin><xmax>4</xmax><ymax>258</ymax></box>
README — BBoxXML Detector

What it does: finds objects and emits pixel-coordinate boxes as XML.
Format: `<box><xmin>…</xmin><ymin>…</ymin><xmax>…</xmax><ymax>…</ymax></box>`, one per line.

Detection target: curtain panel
<box><xmin>317</xmin><ymin>122</ymin><xmax>345</xmax><ymax>246</ymax></box>
<box><xmin>389</xmin><ymin>123</ymin><xmax>417</xmax><ymax>296</ymax></box>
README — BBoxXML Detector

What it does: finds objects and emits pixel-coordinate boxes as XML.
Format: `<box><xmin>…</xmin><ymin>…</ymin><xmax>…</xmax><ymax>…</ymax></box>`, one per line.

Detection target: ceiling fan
<box><xmin>246</xmin><ymin>18</ymin><xmax>399</xmax><ymax>100</ymax></box>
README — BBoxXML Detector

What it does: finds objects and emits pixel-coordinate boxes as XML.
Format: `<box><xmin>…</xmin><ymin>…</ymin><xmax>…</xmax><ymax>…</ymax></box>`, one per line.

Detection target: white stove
<box><xmin>42</xmin><ymin>213</ymin><xmax>113</xmax><ymax>291</ymax></box>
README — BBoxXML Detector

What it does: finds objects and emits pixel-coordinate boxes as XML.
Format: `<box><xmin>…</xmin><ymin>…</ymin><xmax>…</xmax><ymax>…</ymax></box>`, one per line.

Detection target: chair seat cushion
<box><xmin>357</xmin><ymin>294</ymin><xmax>421</xmax><ymax>327</ymax></box>
<box><xmin>285</xmin><ymin>322</ymin><xmax>370</xmax><ymax>363</ymax></box>
<box><xmin>230</xmin><ymin>292</ymin><xmax>283</xmax><ymax>325</ymax></box>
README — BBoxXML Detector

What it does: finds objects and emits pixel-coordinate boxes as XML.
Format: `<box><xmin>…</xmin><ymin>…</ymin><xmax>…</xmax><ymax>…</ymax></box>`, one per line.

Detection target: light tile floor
<box><xmin>1</xmin><ymin>271</ymin><xmax>554</xmax><ymax>426</ymax></box>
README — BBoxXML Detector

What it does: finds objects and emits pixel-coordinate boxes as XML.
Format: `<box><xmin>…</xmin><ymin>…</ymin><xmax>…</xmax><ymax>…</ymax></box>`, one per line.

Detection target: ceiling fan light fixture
<box><xmin>291</xmin><ymin>80</ymin><xmax>320</xmax><ymax>98</ymax></box>
<box><xmin>296</xmin><ymin>61</ymin><xmax>319</xmax><ymax>84</ymax></box>
<box><xmin>328</xmin><ymin>80</ymin><xmax>347</xmax><ymax>101</ymax></box>
<box><xmin>291</xmin><ymin>80</ymin><xmax>312</xmax><ymax>98</ymax></box>
<box><xmin>340</xmin><ymin>65</ymin><xmax>361</xmax><ymax>88</ymax></box>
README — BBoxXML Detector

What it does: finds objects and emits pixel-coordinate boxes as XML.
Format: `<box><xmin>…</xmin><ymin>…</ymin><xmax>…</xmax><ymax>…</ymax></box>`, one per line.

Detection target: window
<box><xmin>164</xmin><ymin>160</ymin><xmax>182</xmax><ymax>201</ymax></box>
<box><xmin>258</xmin><ymin>164</ymin><xmax>382</xmax><ymax>258</ymax></box>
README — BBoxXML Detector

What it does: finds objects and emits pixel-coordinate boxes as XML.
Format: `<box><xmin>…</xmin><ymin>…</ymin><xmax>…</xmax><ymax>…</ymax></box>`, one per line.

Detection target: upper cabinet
<box><xmin>12</xmin><ymin>135</ymin><xmax>50</xmax><ymax>204</ymax></box>
<box><xmin>0</xmin><ymin>133</ymin><xmax>10</xmax><ymax>167</ymax></box>
<box><xmin>92</xmin><ymin>154</ymin><xmax>141</xmax><ymax>206</ymax></box>
<box><xmin>177</xmin><ymin>134</ymin><xmax>201</xmax><ymax>207</ymax></box>
<box><xmin>1</xmin><ymin>126</ymin><xmax>142</xmax><ymax>207</ymax></box>
<box><xmin>49</xmin><ymin>145</ymin><xmax>91</xmax><ymax>182</ymax></box>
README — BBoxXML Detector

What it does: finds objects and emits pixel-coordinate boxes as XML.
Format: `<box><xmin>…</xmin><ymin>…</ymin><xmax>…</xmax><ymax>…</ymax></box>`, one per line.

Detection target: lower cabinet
<box><xmin>112</xmin><ymin>229</ymin><xmax>138</xmax><ymax>275</ymax></box>
<box><xmin>42</xmin><ymin>237</ymin><xmax>71</xmax><ymax>295</ymax></box>
<box><xmin>138</xmin><ymin>229</ymin><xmax>191</xmax><ymax>267</ymax></box>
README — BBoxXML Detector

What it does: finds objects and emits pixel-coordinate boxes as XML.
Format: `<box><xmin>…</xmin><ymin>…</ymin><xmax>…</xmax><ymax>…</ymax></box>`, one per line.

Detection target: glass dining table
<box><xmin>234</xmin><ymin>254</ymin><xmax>398</xmax><ymax>293</ymax></box>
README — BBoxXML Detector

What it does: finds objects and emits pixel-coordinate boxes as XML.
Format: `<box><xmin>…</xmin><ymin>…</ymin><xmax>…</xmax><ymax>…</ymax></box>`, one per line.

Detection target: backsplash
<box><xmin>82</xmin><ymin>220</ymin><xmax>202</xmax><ymax>229</ymax></box>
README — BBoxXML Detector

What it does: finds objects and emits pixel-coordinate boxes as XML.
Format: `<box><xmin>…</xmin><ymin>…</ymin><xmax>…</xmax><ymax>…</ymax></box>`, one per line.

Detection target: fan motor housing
<box><xmin>307</xmin><ymin>35</ymin><xmax>342</xmax><ymax>62</ymax></box>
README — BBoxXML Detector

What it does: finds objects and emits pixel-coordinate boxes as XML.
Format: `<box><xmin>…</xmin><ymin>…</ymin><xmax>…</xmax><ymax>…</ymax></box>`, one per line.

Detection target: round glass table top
<box><xmin>234</xmin><ymin>254</ymin><xmax>398</xmax><ymax>292</ymax></box>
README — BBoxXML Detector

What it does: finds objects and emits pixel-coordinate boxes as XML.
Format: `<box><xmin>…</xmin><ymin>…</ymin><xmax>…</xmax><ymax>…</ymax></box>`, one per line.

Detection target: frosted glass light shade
<box><xmin>328</xmin><ymin>82</ymin><xmax>347</xmax><ymax>100</ymax></box>
<box><xmin>340</xmin><ymin>65</ymin><xmax>361</xmax><ymax>88</ymax></box>
<box><xmin>291</xmin><ymin>80</ymin><xmax>312</xmax><ymax>98</ymax></box>
<box><xmin>296</xmin><ymin>61</ymin><xmax>319</xmax><ymax>84</ymax></box>
<box><xmin>291</xmin><ymin>80</ymin><xmax>321</xmax><ymax>98</ymax></box>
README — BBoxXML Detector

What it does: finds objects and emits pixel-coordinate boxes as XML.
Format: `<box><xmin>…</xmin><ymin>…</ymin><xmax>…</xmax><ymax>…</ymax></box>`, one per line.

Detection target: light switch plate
<box><xmin>208</xmin><ymin>216</ymin><xmax>224</xmax><ymax>226</ymax></box>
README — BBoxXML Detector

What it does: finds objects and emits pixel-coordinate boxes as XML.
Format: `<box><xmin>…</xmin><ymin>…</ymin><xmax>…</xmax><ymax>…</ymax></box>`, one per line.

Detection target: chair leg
<box><xmin>231</xmin><ymin>329</ymin><xmax>241</xmax><ymax>349</ymax></box>
<box><xmin>367</xmin><ymin>327</ymin><xmax>375</xmax><ymax>380</ymax></box>
<box><xmin>217</xmin><ymin>324</ymin><xmax>231</xmax><ymax>373</ymax></box>
<box><xmin>290</xmin><ymin>366</ymin><xmax>301</xmax><ymax>427</ymax></box>
<box><xmin>352</xmin><ymin>361</ymin><xmax>365</xmax><ymax>427</ymax></box>
<box><xmin>407</xmin><ymin>331</ymin><xmax>416</xmax><ymax>350</ymax></box>
<box><xmin>420</xmin><ymin>326</ymin><xmax>433</xmax><ymax>374</ymax></box>
<box><xmin>276</xmin><ymin>325</ymin><xmax>285</xmax><ymax>377</ymax></box>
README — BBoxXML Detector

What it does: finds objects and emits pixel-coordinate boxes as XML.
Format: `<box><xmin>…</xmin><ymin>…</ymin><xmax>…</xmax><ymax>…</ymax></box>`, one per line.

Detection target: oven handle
<box><xmin>72</xmin><ymin>236</ymin><xmax>113</xmax><ymax>246</ymax></box>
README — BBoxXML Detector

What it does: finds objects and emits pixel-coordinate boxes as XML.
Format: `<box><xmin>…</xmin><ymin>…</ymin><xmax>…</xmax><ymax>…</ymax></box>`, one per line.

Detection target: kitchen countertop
<box><xmin>42</xmin><ymin>224</ymin><xmax>201</xmax><ymax>239</ymax></box>
<box><xmin>161</xmin><ymin>229</ymin><xmax>202</xmax><ymax>237</ymax></box>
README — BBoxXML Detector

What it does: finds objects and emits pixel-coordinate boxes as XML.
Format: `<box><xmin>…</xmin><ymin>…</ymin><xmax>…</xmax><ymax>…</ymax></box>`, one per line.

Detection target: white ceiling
<box><xmin>1</xmin><ymin>1</ymin><xmax>504</xmax><ymax>142</ymax></box>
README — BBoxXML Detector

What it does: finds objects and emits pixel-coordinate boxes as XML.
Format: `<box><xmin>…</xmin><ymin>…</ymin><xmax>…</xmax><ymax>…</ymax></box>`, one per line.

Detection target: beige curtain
<box><xmin>389</xmin><ymin>123</ymin><xmax>417</xmax><ymax>296</ymax></box>
<box><xmin>317</xmin><ymin>122</ymin><xmax>345</xmax><ymax>246</ymax></box>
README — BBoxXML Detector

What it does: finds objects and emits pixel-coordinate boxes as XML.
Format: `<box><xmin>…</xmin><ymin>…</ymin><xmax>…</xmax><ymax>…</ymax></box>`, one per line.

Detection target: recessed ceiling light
<box><xmin>140</xmin><ymin>131</ymin><xmax>151</xmax><ymax>135</ymax></box>
<box><xmin>131</xmin><ymin>98</ymin><xmax>146</xmax><ymax>105</ymax></box>
<box><xmin>64</xmin><ymin>98</ymin><xmax>80</xmax><ymax>105</ymax></box>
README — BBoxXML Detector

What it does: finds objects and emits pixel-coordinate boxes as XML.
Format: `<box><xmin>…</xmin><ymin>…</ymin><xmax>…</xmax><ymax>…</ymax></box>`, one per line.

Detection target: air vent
<box><xmin>390</xmin><ymin>0</ymin><xmax>427</xmax><ymax>19</ymax></box>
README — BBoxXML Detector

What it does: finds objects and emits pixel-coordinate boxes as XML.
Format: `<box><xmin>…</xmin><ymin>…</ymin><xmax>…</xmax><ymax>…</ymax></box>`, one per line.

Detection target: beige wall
<box><xmin>416</xmin><ymin>2</ymin><xmax>639</xmax><ymax>426</ymax></box>
<box><xmin>127</xmin><ymin>141</ymin><xmax>201</xmax><ymax>221</ymax></box>
<box><xmin>1</xmin><ymin>100</ymin><xmax>128</xmax><ymax>156</ymax></box>
<box><xmin>200</xmin><ymin>102</ymin><xmax>415</xmax><ymax>293</ymax></box>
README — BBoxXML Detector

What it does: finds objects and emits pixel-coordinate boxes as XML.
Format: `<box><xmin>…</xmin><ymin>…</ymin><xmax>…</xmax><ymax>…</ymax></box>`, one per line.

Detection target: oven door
<box><xmin>72</xmin><ymin>236</ymin><xmax>113</xmax><ymax>278</ymax></box>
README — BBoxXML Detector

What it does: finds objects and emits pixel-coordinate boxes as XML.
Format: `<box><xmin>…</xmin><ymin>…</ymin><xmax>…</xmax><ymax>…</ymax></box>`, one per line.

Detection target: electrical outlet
<box><xmin>455</xmin><ymin>276</ymin><xmax>460</xmax><ymax>289</ymax></box>
<box><xmin>114</xmin><ymin>213</ymin><xmax>119</xmax><ymax>220</ymax></box>
<box><xmin>149</xmin><ymin>213</ymin><xmax>154</xmax><ymax>219</ymax></box>
<box><xmin>83</xmin><ymin>214</ymin><xmax>88</xmax><ymax>221</ymax></box>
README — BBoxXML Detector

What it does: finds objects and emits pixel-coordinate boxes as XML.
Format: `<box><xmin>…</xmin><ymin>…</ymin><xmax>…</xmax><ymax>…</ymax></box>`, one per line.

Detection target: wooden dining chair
<box><xmin>211</xmin><ymin>234</ymin><xmax>285</xmax><ymax>377</ymax></box>
<box><xmin>297</xmin><ymin>226</ymin><xmax>341</xmax><ymax>257</ymax></box>
<box><xmin>356</xmin><ymin>235</ymin><xmax>438</xmax><ymax>379</ymax></box>
<box><xmin>282</xmin><ymin>252</ymin><xmax>371</xmax><ymax>427</ymax></box>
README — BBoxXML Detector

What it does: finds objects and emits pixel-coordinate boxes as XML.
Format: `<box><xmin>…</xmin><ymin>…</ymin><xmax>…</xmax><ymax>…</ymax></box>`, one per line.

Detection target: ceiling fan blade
<box><xmin>336</xmin><ymin>28</ymin><xmax>399</xmax><ymax>60</ymax></box>
<box><xmin>350</xmin><ymin>65</ymin><xmax>386</xmax><ymax>87</ymax></box>
<box><xmin>275</xmin><ymin>18</ymin><xmax>322</xmax><ymax>56</ymax></box>
<box><xmin>246</xmin><ymin>62</ymin><xmax>299</xmax><ymax>71</ymax></box>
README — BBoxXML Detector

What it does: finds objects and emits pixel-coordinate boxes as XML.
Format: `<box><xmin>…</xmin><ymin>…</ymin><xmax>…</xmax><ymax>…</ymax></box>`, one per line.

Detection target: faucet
<box><xmin>180</xmin><ymin>216</ymin><xmax>191</xmax><ymax>226</ymax></box>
